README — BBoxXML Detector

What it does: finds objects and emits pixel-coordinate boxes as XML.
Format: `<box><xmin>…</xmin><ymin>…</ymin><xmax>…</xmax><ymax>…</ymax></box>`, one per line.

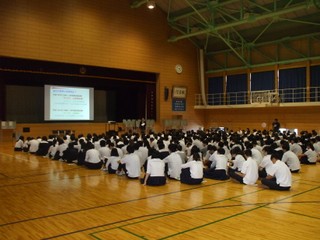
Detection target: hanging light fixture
<box><xmin>147</xmin><ymin>0</ymin><xmax>156</xmax><ymax>9</ymax></box>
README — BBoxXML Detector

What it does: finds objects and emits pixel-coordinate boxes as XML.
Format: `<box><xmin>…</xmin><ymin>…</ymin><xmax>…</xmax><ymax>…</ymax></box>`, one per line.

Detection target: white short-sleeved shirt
<box><xmin>241</xmin><ymin>157</ymin><xmax>258</xmax><ymax>185</ymax></box>
<box><xmin>85</xmin><ymin>149</ymin><xmax>101</xmax><ymax>163</ymax></box>
<box><xmin>163</xmin><ymin>152</ymin><xmax>183</xmax><ymax>180</ymax></box>
<box><xmin>105</xmin><ymin>156</ymin><xmax>120</xmax><ymax>170</ymax></box>
<box><xmin>259</xmin><ymin>154</ymin><xmax>273</xmax><ymax>175</ymax></box>
<box><xmin>281</xmin><ymin>150</ymin><xmax>301</xmax><ymax>171</ymax></box>
<box><xmin>146</xmin><ymin>158</ymin><xmax>165</xmax><ymax>177</ymax></box>
<box><xmin>231</xmin><ymin>154</ymin><xmax>245</xmax><ymax>171</ymax></box>
<box><xmin>251</xmin><ymin>148</ymin><xmax>263</xmax><ymax>165</ymax></box>
<box><xmin>121</xmin><ymin>153</ymin><xmax>141</xmax><ymax>178</ymax></box>
<box><xmin>268</xmin><ymin>160</ymin><xmax>292</xmax><ymax>187</ymax></box>
<box><xmin>304</xmin><ymin>149</ymin><xmax>317</xmax><ymax>163</ymax></box>
<box><xmin>210</xmin><ymin>154</ymin><xmax>228</xmax><ymax>171</ymax></box>
<box><xmin>181</xmin><ymin>160</ymin><xmax>203</xmax><ymax>179</ymax></box>
<box><xmin>99</xmin><ymin>147</ymin><xmax>111</xmax><ymax>160</ymax></box>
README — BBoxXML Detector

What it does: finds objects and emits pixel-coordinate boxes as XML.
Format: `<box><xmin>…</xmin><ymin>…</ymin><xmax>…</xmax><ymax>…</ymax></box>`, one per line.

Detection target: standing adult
<box><xmin>272</xmin><ymin>118</ymin><xmax>281</xmax><ymax>132</ymax></box>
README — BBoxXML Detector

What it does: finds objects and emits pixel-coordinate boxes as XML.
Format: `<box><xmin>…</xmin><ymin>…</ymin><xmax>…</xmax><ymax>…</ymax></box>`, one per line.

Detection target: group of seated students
<box><xmin>13</xmin><ymin>127</ymin><xmax>320</xmax><ymax>190</ymax></box>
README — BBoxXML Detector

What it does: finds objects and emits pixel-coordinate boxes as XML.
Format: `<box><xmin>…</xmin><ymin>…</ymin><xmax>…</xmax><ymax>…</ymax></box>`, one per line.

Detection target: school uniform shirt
<box><xmin>29</xmin><ymin>139</ymin><xmax>40</xmax><ymax>153</ymax></box>
<box><xmin>259</xmin><ymin>154</ymin><xmax>273</xmax><ymax>175</ymax></box>
<box><xmin>57</xmin><ymin>142</ymin><xmax>68</xmax><ymax>157</ymax></box>
<box><xmin>268</xmin><ymin>160</ymin><xmax>292</xmax><ymax>187</ymax></box>
<box><xmin>163</xmin><ymin>152</ymin><xmax>183</xmax><ymax>180</ymax></box>
<box><xmin>304</xmin><ymin>149</ymin><xmax>317</xmax><ymax>163</ymax></box>
<box><xmin>281</xmin><ymin>150</ymin><xmax>301</xmax><ymax>171</ymax></box>
<box><xmin>14</xmin><ymin>139</ymin><xmax>24</xmax><ymax>149</ymax></box>
<box><xmin>251</xmin><ymin>148</ymin><xmax>263</xmax><ymax>165</ymax></box>
<box><xmin>181</xmin><ymin>160</ymin><xmax>203</xmax><ymax>179</ymax></box>
<box><xmin>290</xmin><ymin>143</ymin><xmax>303</xmax><ymax>156</ymax></box>
<box><xmin>85</xmin><ymin>149</ymin><xmax>101</xmax><ymax>163</ymax></box>
<box><xmin>121</xmin><ymin>153</ymin><xmax>141</xmax><ymax>178</ymax></box>
<box><xmin>210</xmin><ymin>154</ymin><xmax>228</xmax><ymax>171</ymax></box>
<box><xmin>146</xmin><ymin>158</ymin><xmax>165</xmax><ymax>177</ymax></box>
<box><xmin>105</xmin><ymin>156</ymin><xmax>120</xmax><ymax>170</ymax></box>
<box><xmin>241</xmin><ymin>157</ymin><xmax>258</xmax><ymax>185</ymax></box>
<box><xmin>98</xmin><ymin>146</ymin><xmax>111</xmax><ymax>160</ymax></box>
<box><xmin>231</xmin><ymin>154</ymin><xmax>245</xmax><ymax>171</ymax></box>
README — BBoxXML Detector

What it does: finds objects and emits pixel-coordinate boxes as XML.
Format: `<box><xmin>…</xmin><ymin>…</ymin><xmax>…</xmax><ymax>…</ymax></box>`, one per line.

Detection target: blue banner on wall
<box><xmin>172</xmin><ymin>98</ymin><xmax>186</xmax><ymax>111</ymax></box>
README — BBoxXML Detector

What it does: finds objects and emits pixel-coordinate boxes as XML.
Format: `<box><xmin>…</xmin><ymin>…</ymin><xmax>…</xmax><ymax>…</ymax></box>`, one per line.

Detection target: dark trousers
<box><xmin>204</xmin><ymin>168</ymin><xmax>229</xmax><ymax>180</ymax></box>
<box><xmin>229</xmin><ymin>171</ymin><xmax>244</xmax><ymax>184</ymax></box>
<box><xmin>180</xmin><ymin>168</ymin><xmax>203</xmax><ymax>185</ymax></box>
<box><xmin>84</xmin><ymin>161</ymin><xmax>103</xmax><ymax>169</ymax></box>
<box><xmin>261</xmin><ymin>178</ymin><xmax>290</xmax><ymax>191</ymax></box>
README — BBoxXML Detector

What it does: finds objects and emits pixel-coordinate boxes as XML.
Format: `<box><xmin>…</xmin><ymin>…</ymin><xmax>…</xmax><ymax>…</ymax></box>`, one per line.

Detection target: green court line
<box><xmin>89</xmin><ymin>187</ymin><xmax>267</xmax><ymax>239</ymax></box>
<box><xmin>264</xmin><ymin>205</ymin><xmax>320</xmax><ymax>220</ymax></box>
<box><xmin>159</xmin><ymin>185</ymin><xmax>320</xmax><ymax>239</ymax></box>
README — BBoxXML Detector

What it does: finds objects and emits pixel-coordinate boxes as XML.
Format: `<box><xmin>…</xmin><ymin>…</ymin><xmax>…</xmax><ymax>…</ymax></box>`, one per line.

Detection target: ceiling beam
<box><xmin>168</xmin><ymin>1</ymin><xmax>316</xmax><ymax>42</ymax></box>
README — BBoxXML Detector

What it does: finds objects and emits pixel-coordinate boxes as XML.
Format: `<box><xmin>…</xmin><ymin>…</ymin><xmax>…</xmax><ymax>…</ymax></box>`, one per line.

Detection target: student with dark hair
<box><xmin>64</xmin><ymin>142</ymin><xmax>79</xmax><ymax>163</ymax></box>
<box><xmin>118</xmin><ymin>144</ymin><xmax>141</xmax><ymax>179</ymax></box>
<box><xmin>84</xmin><ymin>143</ymin><xmax>103</xmax><ymax>169</ymax></box>
<box><xmin>228</xmin><ymin>147</ymin><xmax>245</xmax><ymax>174</ymax></box>
<box><xmin>258</xmin><ymin>145</ymin><xmax>273</xmax><ymax>178</ymax></box>
<box><xmin>36</xmin><ymin>136</ymin><xmax>50</xmax><ymax>156</ymax></box>
<box><xmin>281</xmin><ymin>141</ymin><xmax>301</xmax><ymax>173</ymax></box>
<box><xmin>260</xmin><ymin>153</ymin><xmax>291</xmax><ymax>191</ymax></box>
<box><xmin>180</xmin><ymin>152</ymin><xmax>204</xmax><ymax>184</ymax></box>
<box><xmin>299</xmin><ymin>142</ymin><xmax>317</xmax><ymax>165</ymax></box>
<box><xmin>229</xmin><ymin>149</ymin><xmax>258</xmax><ymax>185</ymax></box>
<box><xmin>14</xmin><ymin>136</ymin><xmax>24</xmax><ymax>151</ymax></box>
<box><xmin>204</xmin><ymin>148</ymin><xmax>229</xmax><ymax>180</ymax></box>
<box><xmin>104</xmin><ymin>148</ymin><xmax>120</xmax><ymax>174</ymax></box>
<box><xmin>163</xmin><ymin>143</ymin><xmax>183</xmax><ymax>180</ymax></box>
<box><xmin>141</xmin><ymin>150</ymin><xmax>166</xmax><ymax>186</ymax></box>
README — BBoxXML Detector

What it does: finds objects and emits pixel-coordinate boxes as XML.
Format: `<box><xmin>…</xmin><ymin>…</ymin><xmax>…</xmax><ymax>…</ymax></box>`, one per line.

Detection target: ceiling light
<box><xmin>147</xmin><ymin>0</ymin><xmax>156</xmax><ymax>9</ymax></box>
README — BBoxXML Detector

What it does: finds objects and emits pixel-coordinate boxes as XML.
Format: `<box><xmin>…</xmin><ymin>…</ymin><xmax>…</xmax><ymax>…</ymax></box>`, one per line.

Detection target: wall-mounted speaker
<box><xmin>164</xmin><ymin>87</ymin><xmax>169</xmax><ymax>101</ymax></box>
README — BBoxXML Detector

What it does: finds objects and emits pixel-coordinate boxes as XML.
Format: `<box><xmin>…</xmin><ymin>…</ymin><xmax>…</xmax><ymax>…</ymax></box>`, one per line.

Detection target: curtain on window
<box><xmin>226</xmin><ymin>73</ymin><xmax>247</xmax><ymax>104</ymax></box>
<box><xmin>279</xmin><ymin>67</ymin><xmax>306</xmax><ymax>102</ymax></box>
<box><xmin>251</xmin><ymin>71</ymin><xmax>274</xmax><ymax>91</ymax></box>
<box><xmin>208</xmin><ymin>76</ymin><xmax>224</xmax><ymax>105</ymax></box>
<box><xmin>310</xmin><ymin>65</ymin><xmax>320</xmax><ymax>102</ymax></box>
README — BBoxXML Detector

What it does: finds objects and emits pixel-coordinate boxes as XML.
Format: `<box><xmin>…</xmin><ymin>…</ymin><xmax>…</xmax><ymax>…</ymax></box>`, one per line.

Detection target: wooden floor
<box><xmin>0</xmin><ymin>142</ymin><xmax>319</xmax><ymax>240</ymax></box>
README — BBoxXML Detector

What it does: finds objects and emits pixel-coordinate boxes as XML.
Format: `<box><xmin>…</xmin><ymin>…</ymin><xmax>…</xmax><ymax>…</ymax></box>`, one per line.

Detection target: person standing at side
<box><xmin>272</xmin><ymin>118</ymin><xmax>281</xmax><ymax>133</ymax></box>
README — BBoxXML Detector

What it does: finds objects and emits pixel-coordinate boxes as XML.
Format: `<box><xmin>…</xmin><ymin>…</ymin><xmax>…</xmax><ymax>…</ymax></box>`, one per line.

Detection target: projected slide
<box><xmin>45</xmin><ymin>85</ymin><xmax>94</xmax><ymax>121</ymax></box>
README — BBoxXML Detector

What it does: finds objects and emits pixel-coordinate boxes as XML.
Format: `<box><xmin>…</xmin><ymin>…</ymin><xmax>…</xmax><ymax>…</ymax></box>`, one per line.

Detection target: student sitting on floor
<box><xmin>260</xmin><ymin>153</ymin><xmax>292</xmax><ymax>191</ymax></box>
<box><xmin>180</xmin><ymin>152</ymin><xmax>204</xmax><ymax>185</ymax></box>
<box><xmin>299</xmin><ymin>142</ymin><xmax>317</xmax><ymax>165</ymax></box>
<box><xmin>104</xmin><ymin>148</ymin><xmax>120</xmax><ymax>174</ymax></box>
<box><xmin>229</xmin><ymin>149</ymin><xmax>258</xmax><ymax>185</ymax></box>
<box><xmin>203</xmin><ymin>148</ymin><xmax>229</xmax><ymax>180</ymax></box>
<box><xmin>141</xmin><ymin>150</ymin><xmax>166</xmax><ymax>186</ymax></box>
<box><xmin>14</xmin><ymin>136</ymin><xmax>24</xmax><ymax>151</ymax></box>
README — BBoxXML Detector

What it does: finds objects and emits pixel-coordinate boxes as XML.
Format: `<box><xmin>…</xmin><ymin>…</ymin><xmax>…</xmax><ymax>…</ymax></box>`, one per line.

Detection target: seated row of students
<box><xmin>13</xmin><ymin>128</ymin><xmax>319</xmax><ymax>190</ymax></box>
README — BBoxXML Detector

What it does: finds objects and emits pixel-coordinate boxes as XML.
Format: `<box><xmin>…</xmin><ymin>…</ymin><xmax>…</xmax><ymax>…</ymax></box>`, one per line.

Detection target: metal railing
<box><xmin>195</xmin><ymin>86</ymin><xmax>320</xmax><ymax>106</ymax></box>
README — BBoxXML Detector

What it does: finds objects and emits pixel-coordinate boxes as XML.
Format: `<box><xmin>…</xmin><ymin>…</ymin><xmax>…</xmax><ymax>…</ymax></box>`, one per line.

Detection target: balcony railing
<box><xmin>195</xmin><ymin>87</ymin><xmax>320</xmax><ymax>106</ymax></box>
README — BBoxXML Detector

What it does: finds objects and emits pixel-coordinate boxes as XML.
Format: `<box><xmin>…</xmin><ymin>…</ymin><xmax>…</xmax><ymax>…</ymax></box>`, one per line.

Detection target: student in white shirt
<box><xmin>299</xmin><ymin>142</ymin><xmax>317</xmax><ymax>165</ymax></box>
<box><xmin>204</xmin><ymin>148</ymin><xmax>229</xmax><ymax>180</ymax></box>
<box><xmin>260</xmin><ymin>153</ymin><xmax>292</xmax><ymax>191</ymax></box>
<box><xmin>141</xmin><ymin>150</ymin><xmax>166</xmax><ymax>186</ymax></box>
<box><xmin>259</xmin><ymin>145</ymin><xmax>273</xmax><ymax>178</ymax></box>
<box><xmin>180</xmin><ymin>152</ymin><xmax>204</xmax><ymax>184</ymax></box>
<box><xmin>163</xmin><ymin>143</ymin><xmax>183</xmax><ymax>180</ymax></box>
<box><xmin>119</xmin><ymin>144</ymin><xmax>141</xmax><ymax>179</ymax></box>
<box><xmin>14</xmin><ymin>136</ymin><xmax>24</xmax><ymax>151</ymax></box>
<box><xmin>229</xmin><ymin>149</ymin><xmax>258</xmax><ymax>185</ymax></box>
<box><xmin>104</xmin><ymin>148</ymin><xmax>120</xmax><ymax>174</ymax></box>
<box><xmin>84</xmin><ymin>143</ymin><xmax>103</xmax><ymax>169</ymax></box>
<box><xmin>281</xmin><ymin>141</ymin><xmax>301</xmax><ymax>173</ymax></box>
